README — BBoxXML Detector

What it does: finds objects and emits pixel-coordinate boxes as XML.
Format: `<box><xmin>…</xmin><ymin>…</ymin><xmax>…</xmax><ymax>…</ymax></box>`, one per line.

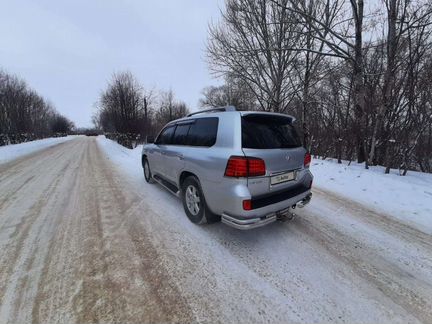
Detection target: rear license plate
<box><xmin>271</xmin><ymin>171</ymin><xmax>296</xmax><ymax>185</ymax></box>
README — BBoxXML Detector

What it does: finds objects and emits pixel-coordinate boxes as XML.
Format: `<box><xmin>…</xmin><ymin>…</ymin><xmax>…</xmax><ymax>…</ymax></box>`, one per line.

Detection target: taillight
<box><xmin>304</xmin><ymin>152</ymin><xmax>311</xmax><ymax>168</ymax></box>
<box><xmin>242</xmin><ymin>199</ymin><xmax>252</xmax><ymax>210</ymax></box>
<box><xmin>248</xmin><ymin>158</ymin><xmax>266</xmax><ymax>177</ymax></box>
<box><xmin>224</xmin><ymin>156</ymin><xmax>266</xmax><ymax>177</ymax></box>
<box><xmin>225</xmin><ymin>157</ymin><xmax>248</xmax><ymax>177</ymax></box>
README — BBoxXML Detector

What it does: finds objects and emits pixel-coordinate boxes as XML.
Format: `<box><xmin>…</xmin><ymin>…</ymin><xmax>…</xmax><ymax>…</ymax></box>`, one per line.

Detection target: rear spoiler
<box><xmin>241</xmin><ymin>112</ymin><xmax>296</xmax><ymax>123</ymax></box>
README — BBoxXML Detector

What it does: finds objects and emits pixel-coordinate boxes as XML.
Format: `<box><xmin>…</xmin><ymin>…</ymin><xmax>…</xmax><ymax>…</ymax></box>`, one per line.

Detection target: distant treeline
<box><xmin>92</xmin><ymin>71</ymin><xmax>190</xmax><ymax>143</ymax></box>
<box><xmin>0</xmin><ymin>69</ymin><xmax>74</xmax><ymax>146</ymax></box>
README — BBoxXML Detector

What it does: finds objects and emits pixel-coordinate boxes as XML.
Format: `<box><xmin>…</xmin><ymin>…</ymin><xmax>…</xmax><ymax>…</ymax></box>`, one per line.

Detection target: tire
<box><xmin>181</xmin><ymin>176</ymin><xmax>220</xmax><ymax>224</ymax></box>
<box><xmin>143</xmin><ymin>157</ymin><xmax>155</xmax><ymax>183</ymax></box>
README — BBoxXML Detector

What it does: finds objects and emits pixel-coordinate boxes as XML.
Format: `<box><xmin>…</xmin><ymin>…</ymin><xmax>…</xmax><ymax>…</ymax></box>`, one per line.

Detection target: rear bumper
<box><xmin>203</xmin><ymin>170</ymin><xmax>313</xmax><ymax>218</ymax></box>
<box><xmin>250</xmin><ymin>183</ymin><xmax>310</xmax><ymax>209</ymax></box>
<box><xmin>221</xmin><ymin>213</ymin><xmax>277</xmax><ymax>230</ymax></box>
<box><xmin>222</xmin><ymin>192</ymin><xmax>312</xmax><ymax>230</ymax></box>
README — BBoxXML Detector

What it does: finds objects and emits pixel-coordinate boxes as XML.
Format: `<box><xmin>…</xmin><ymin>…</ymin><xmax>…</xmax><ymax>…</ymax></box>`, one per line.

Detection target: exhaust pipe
<box><xmin>297</xmin><ymin>193</ymin><xmax>312</xmax><ymax>208</ymax></box>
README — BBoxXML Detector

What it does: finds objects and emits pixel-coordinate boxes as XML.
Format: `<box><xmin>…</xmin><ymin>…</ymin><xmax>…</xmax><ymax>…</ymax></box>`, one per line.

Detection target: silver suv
<box><xmin>142</xmin><ymin>106</ymin><xmax>313</xmax><ymax>229</ymax></box>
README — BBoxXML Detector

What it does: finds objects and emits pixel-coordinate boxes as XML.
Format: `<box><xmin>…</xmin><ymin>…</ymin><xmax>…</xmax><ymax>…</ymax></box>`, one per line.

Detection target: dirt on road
<box><xmin>0</xmin><ymin>138</ymin><xmax>192</xmax><ymax>324</ymax></box>
<box><xmin>0</xmin><ymin>137</ymin><xmax>431</xmax><ymax>324</ymax></box>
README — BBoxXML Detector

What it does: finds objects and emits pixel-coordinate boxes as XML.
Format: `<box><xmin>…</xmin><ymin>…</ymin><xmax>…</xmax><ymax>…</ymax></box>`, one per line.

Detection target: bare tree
<box><xmin>208</xmin><ymin>0</ymin><xmax>371</xmax><ymax>158</ymax></box>
<box><xmin>94</xmin><ymin>73</ymin><xmax>190</xmax><ymax>144</ymax></box>
<box><xmin>98</xmin><ymin>71</ymin><xmax>143</xmax><ymax>134</ymax></box>
<box><xmin>279</xmin><ymin>0</ymin><xmax>369</xmax><ymax>164</ymax></box>
<box><xmin>288</xmin><ymin>0</ymin><xmax>330</xmax><ymax>147</ymax></box>
<box><xmin>199</xmin><ymin>74</ymin><xmax>258</xmax><ymax>110</ymax></box>
<box><xmin>369</xmin><ymin>0</ymin><xmax>432</xmax><ymax>172</ymax></box>
<box><xmin>207</xmin><ymin>0</ymin><xmax>303</xmax><ymax>112</ymax></box>
<box><xmin>155</xmin><ymin>89</ymin><xmax>190</xmax><ymax>129</ymax></box>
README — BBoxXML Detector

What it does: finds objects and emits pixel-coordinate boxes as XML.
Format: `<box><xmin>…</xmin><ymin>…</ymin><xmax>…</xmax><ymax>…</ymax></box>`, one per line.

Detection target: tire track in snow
<box><xmin>294</xmin><ymin>212</ymin><xmax>432</xmax><ymax>324</ymax></box>
<box><xmin>0</xmin><ymin>145</ymin><xmax>78</xmax><ymax>323</ymax></box>
<box><xmin>0</xmin><ymin>138</ymin><xmax>195</xmax><ymax>324</ymax></box>
<box><xmin>313</xmin><ymin>187</ymin><xmax>432</xmax><ymax>248</ymax></box>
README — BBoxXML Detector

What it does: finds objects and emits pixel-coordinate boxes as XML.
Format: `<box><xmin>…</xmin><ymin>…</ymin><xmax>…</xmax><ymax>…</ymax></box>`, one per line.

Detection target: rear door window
<box><xmin>242</xmin><ymin>114</ymin><xmax>301</xmax><ymax>149</ymax></box>
<box><xmin>186</xmin><ymin>118</ymin><xmax>218</xmax><ymax>147</ymax></box>
<box><xmin>156</xmin><ymin>125</ymin><xmax>175</xmax><ymax>145</ymax></box>
<box><xmin>172</xmin><ymin>123</ymin><xmax>191</xmax><ymax>145</ymax></box>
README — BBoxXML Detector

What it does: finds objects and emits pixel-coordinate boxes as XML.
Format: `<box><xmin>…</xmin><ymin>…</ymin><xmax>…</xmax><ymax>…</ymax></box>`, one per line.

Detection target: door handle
<box><xmin>177</xmin><ymin>154</ymin><xmax>184</xmax><ymax>160</ymax></box>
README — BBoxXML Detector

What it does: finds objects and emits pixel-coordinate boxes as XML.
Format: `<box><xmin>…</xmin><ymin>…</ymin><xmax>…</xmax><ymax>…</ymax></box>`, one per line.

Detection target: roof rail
<box><xmin>186</xmin><ymin>105</ymin><xmax>237</xmax><ymax>117</ymax></box>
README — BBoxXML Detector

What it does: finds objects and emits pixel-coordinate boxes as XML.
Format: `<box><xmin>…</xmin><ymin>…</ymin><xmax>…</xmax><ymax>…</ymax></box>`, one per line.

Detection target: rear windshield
<box><xmin>242</xmin><ymin>114</ymin><xmax>302</xmax><ymax>149</ymax></box>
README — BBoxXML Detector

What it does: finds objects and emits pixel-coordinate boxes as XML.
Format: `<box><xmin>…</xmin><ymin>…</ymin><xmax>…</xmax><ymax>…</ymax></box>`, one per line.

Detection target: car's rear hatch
<box><xmin>241</xmin><ymin>113</ymin><xmax>306</xmax><ymax>196</ymax></box>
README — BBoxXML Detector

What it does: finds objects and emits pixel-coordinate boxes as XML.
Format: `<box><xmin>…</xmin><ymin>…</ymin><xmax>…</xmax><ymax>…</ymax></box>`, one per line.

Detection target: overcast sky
<box><xmin>0</xmin><ymin>0</ymin><xmax>223</xmax><ymax>127</ymax></box>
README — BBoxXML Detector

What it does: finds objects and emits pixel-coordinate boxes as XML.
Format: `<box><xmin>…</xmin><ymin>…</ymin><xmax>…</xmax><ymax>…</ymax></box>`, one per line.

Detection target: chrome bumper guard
<box><xmin>221</xmin><ymin>193</ymin><xmax>313</xmax><ymax>230</ymax></box>
<box><xmin>221</xmin><ymin>213</ymin><xmax>277</xmax><ymax>230</ymax></box>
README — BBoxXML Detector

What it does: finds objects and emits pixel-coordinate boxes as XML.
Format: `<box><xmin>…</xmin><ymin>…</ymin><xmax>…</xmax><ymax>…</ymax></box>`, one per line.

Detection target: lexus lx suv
<box><xmin>141</xmin><ymin>106</ymin><xmax>313</xmax><ymax>229</ymax></box>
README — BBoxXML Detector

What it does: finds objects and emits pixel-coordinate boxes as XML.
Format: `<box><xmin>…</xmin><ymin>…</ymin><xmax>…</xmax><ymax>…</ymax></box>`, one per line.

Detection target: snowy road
<box><xmin>0</xmin><ymin>137</ymin><xmax>431</xmax><ymax>323</ymax></box>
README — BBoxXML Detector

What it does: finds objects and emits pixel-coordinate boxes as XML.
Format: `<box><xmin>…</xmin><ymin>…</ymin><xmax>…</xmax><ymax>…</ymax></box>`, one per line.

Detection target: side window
<box><xmin>172</xmin><ymin>123</ymin><xmax>191</xmax><ymax>145</ymax></box>
<box><xmin>156</xmin><ymin>125</ymin><xmax>175</xmax><ymax>145</ymax></box>
<box><xmin>186</xmin><ymin>118</ymin><xmax>218</xmax><ymax>147</ymax></box>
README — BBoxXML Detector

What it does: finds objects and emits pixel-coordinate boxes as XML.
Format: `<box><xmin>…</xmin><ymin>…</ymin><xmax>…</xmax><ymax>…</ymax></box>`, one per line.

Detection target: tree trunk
<box><xmin>369</xmin><ymin>0</ymin><xmax>397</xmax><ymax>167</ymax></box>
<box><xmin>351</xmin><ymin>0</ymin><xmax>368</xmax><ymax>167</ymax></box>
<box><xmin>302</xmin><ymin>68</ymin><xmax>310</xmax><ymax>148</ymax></box>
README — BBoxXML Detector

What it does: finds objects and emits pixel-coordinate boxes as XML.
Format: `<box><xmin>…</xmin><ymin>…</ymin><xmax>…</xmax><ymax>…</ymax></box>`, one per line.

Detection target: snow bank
<box><xmin>97</xmin><ymin>136</ymin><xmax>143</xmax><ymax>172</ymax></box>
<box><xmin>312</xmin><ymin>158</ymin><xmax>432</xmax><ymax>234</ymax></box>
<box><xmin>0</xmin><ymin>136</ymin><xmax>79</xmax><ymax>165</ymax></box>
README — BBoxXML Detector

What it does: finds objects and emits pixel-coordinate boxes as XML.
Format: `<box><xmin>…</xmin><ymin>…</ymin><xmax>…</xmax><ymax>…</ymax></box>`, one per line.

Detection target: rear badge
<box><xmin>285</xmin><ymin>155</ymin><xmax>290</xmax><ymax>161</ymax></box>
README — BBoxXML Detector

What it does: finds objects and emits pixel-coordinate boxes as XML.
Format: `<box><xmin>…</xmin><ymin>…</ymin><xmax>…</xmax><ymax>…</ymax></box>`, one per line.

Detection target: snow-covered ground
<box><xmin>312</xmin><ymin>158</ymin><xmax>432</xmax><ymax>235</ymax></box>
<box><xmin>97</xmin><ymin>136</ymin><xmax>143</xmax><ymax>175</ymax></box>
<box><xmin>2</xmin><ymin>136</ymin><xmax>430</xmax><ymax>323</ymax></box>
<box><xmin>96</xmin><ymin>135</ymin><xmax>432</xmax><ymax>323</ymax></box>
<box><xmin>0</xmin><ymin>136</ymin><xmax>79</xmax><ymax>165</ymax></box>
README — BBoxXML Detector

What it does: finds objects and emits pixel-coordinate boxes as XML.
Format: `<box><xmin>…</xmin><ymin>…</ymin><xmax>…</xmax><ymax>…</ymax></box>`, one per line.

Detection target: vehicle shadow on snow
<box><xmin>139</xmin><ymin>178</ymin><xmax>304</xmax><ymax>248</ymax></box>
<box><xmin>202</xmin><ymin>213</ymin><xmax>302</xmax><ymax>246</ymax></box>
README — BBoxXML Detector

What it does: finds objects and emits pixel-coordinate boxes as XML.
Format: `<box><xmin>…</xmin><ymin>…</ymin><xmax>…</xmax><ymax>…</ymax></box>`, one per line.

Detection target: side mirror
<box><xmin>146</xmin><ymin>135</ymin><xmax>155</xmax><ymax>144</ymax></box>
